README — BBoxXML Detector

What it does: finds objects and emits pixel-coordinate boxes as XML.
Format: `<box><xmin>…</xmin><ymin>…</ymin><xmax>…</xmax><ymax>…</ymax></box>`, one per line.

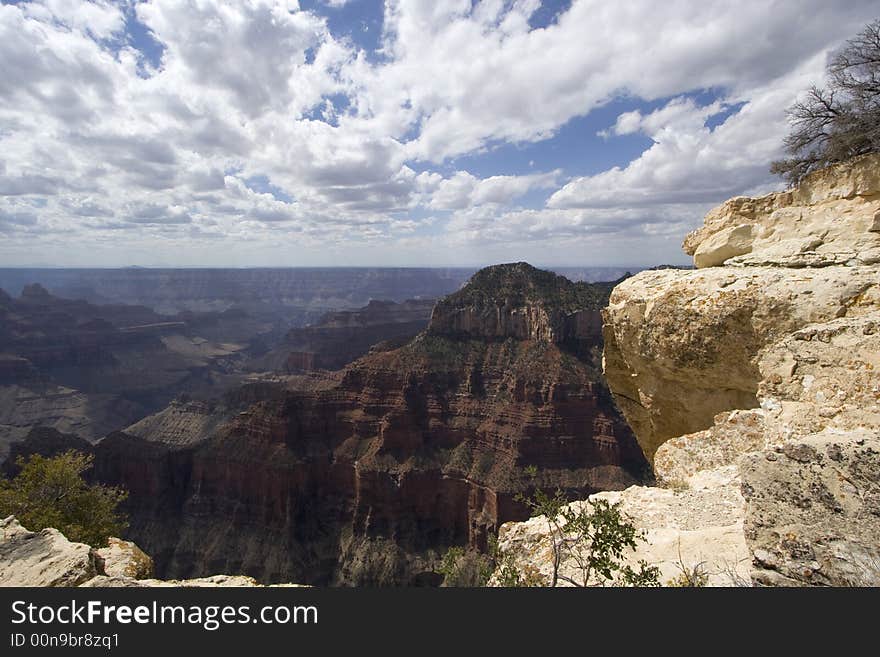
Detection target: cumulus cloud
<box><xmin>426</xmin><ymin>170</ymin><xmax>560</xmax><ymax>210</ymax></box>
<box><xmin>364</xmin><ymin>0</ymin><xmax>877</xmax><ymax>162</ymax></box>
<box><xmin>549</xmin><ymin>53</ymin><xmax>828</xmax><ymax>210</ymax></box>
<box><xmin>0</xmin><ymin>0</ymin><xmax>877</xmax><ymax>265</ymax></box>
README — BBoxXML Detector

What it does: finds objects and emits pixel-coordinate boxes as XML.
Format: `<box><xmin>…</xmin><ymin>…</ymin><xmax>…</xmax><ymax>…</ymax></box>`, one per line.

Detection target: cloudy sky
<box><xmin>0</xmin><ymin>1</ymin><xmax>877</xmax><ymax>267</ymax></box>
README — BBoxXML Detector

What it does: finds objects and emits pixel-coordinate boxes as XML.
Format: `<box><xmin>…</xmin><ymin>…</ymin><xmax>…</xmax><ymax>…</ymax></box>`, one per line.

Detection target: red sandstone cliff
<box><xmin>25</xmin><ymin>264</ymin><xmax>647</xmax><ymax>585</ymax></box>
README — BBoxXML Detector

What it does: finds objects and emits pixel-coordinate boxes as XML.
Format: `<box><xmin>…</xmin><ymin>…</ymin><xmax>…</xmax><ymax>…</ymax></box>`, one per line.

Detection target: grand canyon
<box><xmin>2</xmin><ymin>2</ymin><xmax>879</xmax><ymax>596</ymax></box>
<box><xmin>1</xmin><ymin>263</ymin><xmax>649</xmax><ymax>585</ymax></box>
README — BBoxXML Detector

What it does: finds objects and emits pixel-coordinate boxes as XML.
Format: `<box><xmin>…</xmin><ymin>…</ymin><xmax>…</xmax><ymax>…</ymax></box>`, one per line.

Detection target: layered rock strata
<box><xmin>74</xmin><ymin>264</ymin><xmax>647</xmax><ymax>586</ymax></box>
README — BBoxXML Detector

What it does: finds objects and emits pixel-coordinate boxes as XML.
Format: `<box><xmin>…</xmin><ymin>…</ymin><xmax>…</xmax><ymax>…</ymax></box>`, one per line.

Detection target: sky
<box><xmin>0</xmin><ymin>1</ymin><xmax>877</xmax><ymax>268</ymax></box>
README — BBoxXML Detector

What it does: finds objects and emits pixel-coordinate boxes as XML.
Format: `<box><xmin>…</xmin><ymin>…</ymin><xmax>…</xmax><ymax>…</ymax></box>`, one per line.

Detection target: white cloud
<box><xmin>358</xmin><ymin>0</ymin><xmax>877</xmax><ymax>163</ymax></box>
<box><xmin>549</xmin><ymin>52</ymin><xmax>828</xmax><ymax>210</ymax></box>
<box><xmin>0</xmin><ymin>0</ymin><xmax>878</xmax><ymax>266</ymax></box>
<box><xmin>426</xmin><ymin>170</ymin><xmax>560</xmax><ymax>210</ymax></box>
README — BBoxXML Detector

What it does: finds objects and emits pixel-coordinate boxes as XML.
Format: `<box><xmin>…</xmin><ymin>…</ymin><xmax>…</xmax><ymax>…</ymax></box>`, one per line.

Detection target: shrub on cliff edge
<box><xmin>0</xmin><ymin>450</ymin><xmax>128</xmax><ymax>547</ymax></box>
<box><xmin>771</xmin><ymin>19</ymin><xmax>880</xmax><ymax>185</ymax></box>
<box><xmin>514</xmin><ymin>489</ymin><xmax>661</xmax><ymax>587</ymax></box>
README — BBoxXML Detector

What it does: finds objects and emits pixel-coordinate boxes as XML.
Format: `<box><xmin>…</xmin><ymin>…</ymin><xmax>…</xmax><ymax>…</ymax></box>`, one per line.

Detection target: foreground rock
<box><xmin>0</xmin><ymin>516</ymin><xmax>97</xmax><ymax>586</ymax></box>
<box><xmin>95</xmin><ymin>537</ymin><xmax>154</xmax><ymax>579</ymax></box>
<box><xmin>0</xmin><ymin>517</ymin><xmax>301</xmax><ymax>587</ymax></box>
<box><xmin>497</xmin><ymin>154</ymin><xmax>880</xmax><ymax>586</ymax></box>
<box><xmin>496</xmin><ymin>464</ymin><xmax>751</xmax><ymax>586</ymax></box>
<box><xmin>604</xmin><ymin>153</ymin><xmax>880</xmax><ymax>462</ymax></box>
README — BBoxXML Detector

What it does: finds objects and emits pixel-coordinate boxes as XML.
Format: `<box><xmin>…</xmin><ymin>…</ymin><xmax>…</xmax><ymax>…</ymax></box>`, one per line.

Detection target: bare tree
<box><xmin>772</xmin><ymin>19</ymin><xmax>880</xmax><ymax>185</ymax></box>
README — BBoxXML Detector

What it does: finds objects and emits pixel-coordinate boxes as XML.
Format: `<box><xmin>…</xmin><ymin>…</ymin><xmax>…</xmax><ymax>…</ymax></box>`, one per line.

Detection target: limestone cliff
<box><xmin>496</xmin><ymin>154</ymin><xmax>880</xmax><ymax>586</ymax></box>
<box><xmin>0</xmin><ymin>516</ymin><xmax>301</xmax><ymax>587</ymax></box>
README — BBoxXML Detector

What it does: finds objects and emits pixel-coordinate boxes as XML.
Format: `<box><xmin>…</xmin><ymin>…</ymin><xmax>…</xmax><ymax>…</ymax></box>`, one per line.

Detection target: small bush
<box><xmin>0</xmin><ymin>450</ymin><xmax>128</xmax><ymax>547</ymax></box>
<box><xmin>437</xmin><ymin>546</ymin><xmax>493</xmax><ymax>587</ymax></box>
<box><xmin>514</xmin><ymin>488</ymin><xmax>661</xmax><ymax>587</ymax></box>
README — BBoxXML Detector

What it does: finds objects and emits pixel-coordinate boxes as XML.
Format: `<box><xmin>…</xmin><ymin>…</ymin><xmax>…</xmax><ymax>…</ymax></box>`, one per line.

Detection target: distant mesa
<box><xmin>20</xmin><ymin>283</ymin><xmax>52</xmax><ymax>300</ymax></box>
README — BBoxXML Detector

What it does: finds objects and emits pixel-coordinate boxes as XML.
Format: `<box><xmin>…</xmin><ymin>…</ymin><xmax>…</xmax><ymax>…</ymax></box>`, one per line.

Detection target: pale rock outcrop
<box><xmin>0</xmin><ymin>516</ymin><xmax>97</xmax><ymax>586</ymax></box>
<box><xmin>653</xmin><ymin>409</ymin><xmax>767</xmax><ymax>485</ymax></box>
<box><xmin>80</xmin><ymin>574</ymin><xmax>266</xmax><ymax>587</ymax></box>
<box><xmin>693</xmin><ymin>224</ymin><xmax>755</xmax><ymax>268</ymax></box>
<box><xmin>741</xmin><ymin>427</ymin><xmax>880</xmax><ymax>586</ymax></box>
<box><xmin>0</xmin><ymin>517</ymin><xmax>303</xmax><ymax>587</ymax></box>
<box><xmin>499</xmin><ymin>154</ymin><xmax>880</xmax><ymax>587</ymax></box>
<box><xmin>683</xmin><ymin>152</ymin><xmax>880</xmax><ymax>268</ymax></box>
<box><xmin>495</xmin><ymin>463</ymin><xmax>751</xmax><ymax>587</ymax></box>
<box><xmin>602</xmin><ymin>265</ymin><xmax>877</xmax><ymax>460</ymax></box>
<box><xmin>94</xmin><ymin>537</ymin><xmax>154</xmax><ymax>579</ymax></box>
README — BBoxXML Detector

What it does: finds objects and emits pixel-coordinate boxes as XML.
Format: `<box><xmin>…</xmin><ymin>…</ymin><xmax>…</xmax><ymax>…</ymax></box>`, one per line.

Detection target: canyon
<box><xmin>0</xmin><ymin>282</ymin><xmax>274</xmax><ymax>456</ymax></box>
<box><xmin>9</xmin><ymin>150</ymin><xmax>879</xmax><ymax>588</ymax></box>
<box><xmin>92</xmin><ymin>265</ymin><xmax>647</xmax><ymax>585</ymax></box>
<box><xmin>2</xmin><ymin>264</ymin><xmax>647</xmax><ymax>585</ymax></box>
<box><xmin>255</xmin><ymin>298</ymin><xmax>436</xmax><ymax>372</ymax></box>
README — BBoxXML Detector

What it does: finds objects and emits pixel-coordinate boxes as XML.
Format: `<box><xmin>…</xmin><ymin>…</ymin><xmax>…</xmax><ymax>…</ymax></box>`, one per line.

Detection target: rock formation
<box><xmin>0</xmin><ymin>516</ymin><xmax>98</xmax><ymax>586</ymax></box>
<box><xmin>496</xmin><ymin>153</ymin><xmax>880</xmax><ymax>586</ymax></box>
<box><xmin>0</xmin><ymin>516</ymin><xmax>298</xmax><ymax>587</ymax></box>
<box><xmin>0</xmin><ymin>285</ymin><xmax>275</xmax><ymax>457</ymax></box>
<box><xmin>256</xmin><ymin>298</ymin><xmax>436</xmax><ymax>372</ymax></box>
<box><xmin>39</xmin><ymin>264</ymin><xmax>646</xmax><ymax>586</ymax></box>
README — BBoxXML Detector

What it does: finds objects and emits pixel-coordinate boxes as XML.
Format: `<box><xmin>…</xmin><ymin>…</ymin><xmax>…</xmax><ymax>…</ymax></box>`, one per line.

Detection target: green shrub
<box><xmin>0</xmin><ymin>450</ymin><xmax>128</xmax><ymax>547</ymax></box>
<box><xmin>514</xmin><ymin>488</ymin><xmax>661</xmax><ymax>587</ymax></box>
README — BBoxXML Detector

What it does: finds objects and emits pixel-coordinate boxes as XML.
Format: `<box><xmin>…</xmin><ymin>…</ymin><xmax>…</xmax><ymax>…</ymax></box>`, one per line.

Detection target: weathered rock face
<box><xmin>429</xmin><ymin>263</ymin><xmax>613</xmax><ymax>349</ymax></box>
<box><xmin>257</xmin><ymin>299</ymin><xmax>435</xmax><ymax>372</ymax></box>
<box><xmin>500</xmin><ymin>155</ymin><xmax>880</xmax><ymax>586</ymax></box>
<box><xmin>741</xmin><ymin>427</ymin><xmax>880</xmax><ymax>586</ymax></box>
<box><xmin>0</xmin><ymin>516</ymin><xmax>97</xmax><ymax>586</ymax></box>
<box><xmin>604</xmin><ymin>154</ymin><xmax>880</xmax><ymax>461</ymax></box>
<box><xmin>683</xmin><ymin>152</ymin><xmax>880</xmax><ymax>268</ymax></box>
<box><xmin>602</xmin><ymin>265</ymin><xmax>878</xmax><ymax>460</ymax></box>
<box><xmin>0</xmin><ymin>516</ymin><xmax>297</xmax><ymax>587</ymax></box>
<box><xmin>95</xmin><ymin>537</ymin><xmax>154</xmax><ymax>579</ymax></box>
<box><xmin>85</xmin><ymin>264</ymin><xmax>647</xmax><ymax>586</ymax></box>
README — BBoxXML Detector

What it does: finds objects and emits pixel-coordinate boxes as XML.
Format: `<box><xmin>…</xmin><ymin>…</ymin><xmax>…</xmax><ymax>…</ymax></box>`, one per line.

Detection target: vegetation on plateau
<box><xmin>435</xmin><ymin>262</ymin><xmax>620</xmax><ymax>315</ymax></box>
<box><xmin>0</xmin><ymin>450</ymin><xmax>128</xmax><ymax>547</ymax></box>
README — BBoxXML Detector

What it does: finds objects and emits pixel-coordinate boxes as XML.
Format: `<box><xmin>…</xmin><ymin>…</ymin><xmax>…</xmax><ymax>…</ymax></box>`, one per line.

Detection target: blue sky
<box><xmin>0</xmin><ymin>1</ymin><xmax>877</xmax><ymax>267</ymax></box>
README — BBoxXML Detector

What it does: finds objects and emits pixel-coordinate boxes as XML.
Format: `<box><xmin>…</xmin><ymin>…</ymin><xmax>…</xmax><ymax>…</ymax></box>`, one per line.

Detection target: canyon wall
<box><xmin>257</xmin><ymin>298</ymin><xmax>435</xmax><ymax>372</ymax></box>
<box><xmin>0</xmin><ymin>285</ymin><xmax>271</xmax><ymax>455</ymax></box>
<box><xmin>81</xmin><ymin>264</ymin><xmax>647</xmax><ymax>586</ymax></box>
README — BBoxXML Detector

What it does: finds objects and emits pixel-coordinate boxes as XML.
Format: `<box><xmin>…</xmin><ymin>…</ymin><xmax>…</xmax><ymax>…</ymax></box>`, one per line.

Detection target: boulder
<box><xmin>94</xmin><ymin>537</ymin><xmax>154</xmax><ymax>579</ymax></box>
<box><xmin>601</xmin><ymin>264</ymin><xmax>878</xmax><ymax>461</ymax></box>
<box><xmin>692</xmin><ymin>224</ymin><xmax>754</xmax><ymax>268</ymax></box>
<box><xmin>0</xmin><ymin>516</ymin><xmax>97</xmax><ymax>586</ymax></box>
